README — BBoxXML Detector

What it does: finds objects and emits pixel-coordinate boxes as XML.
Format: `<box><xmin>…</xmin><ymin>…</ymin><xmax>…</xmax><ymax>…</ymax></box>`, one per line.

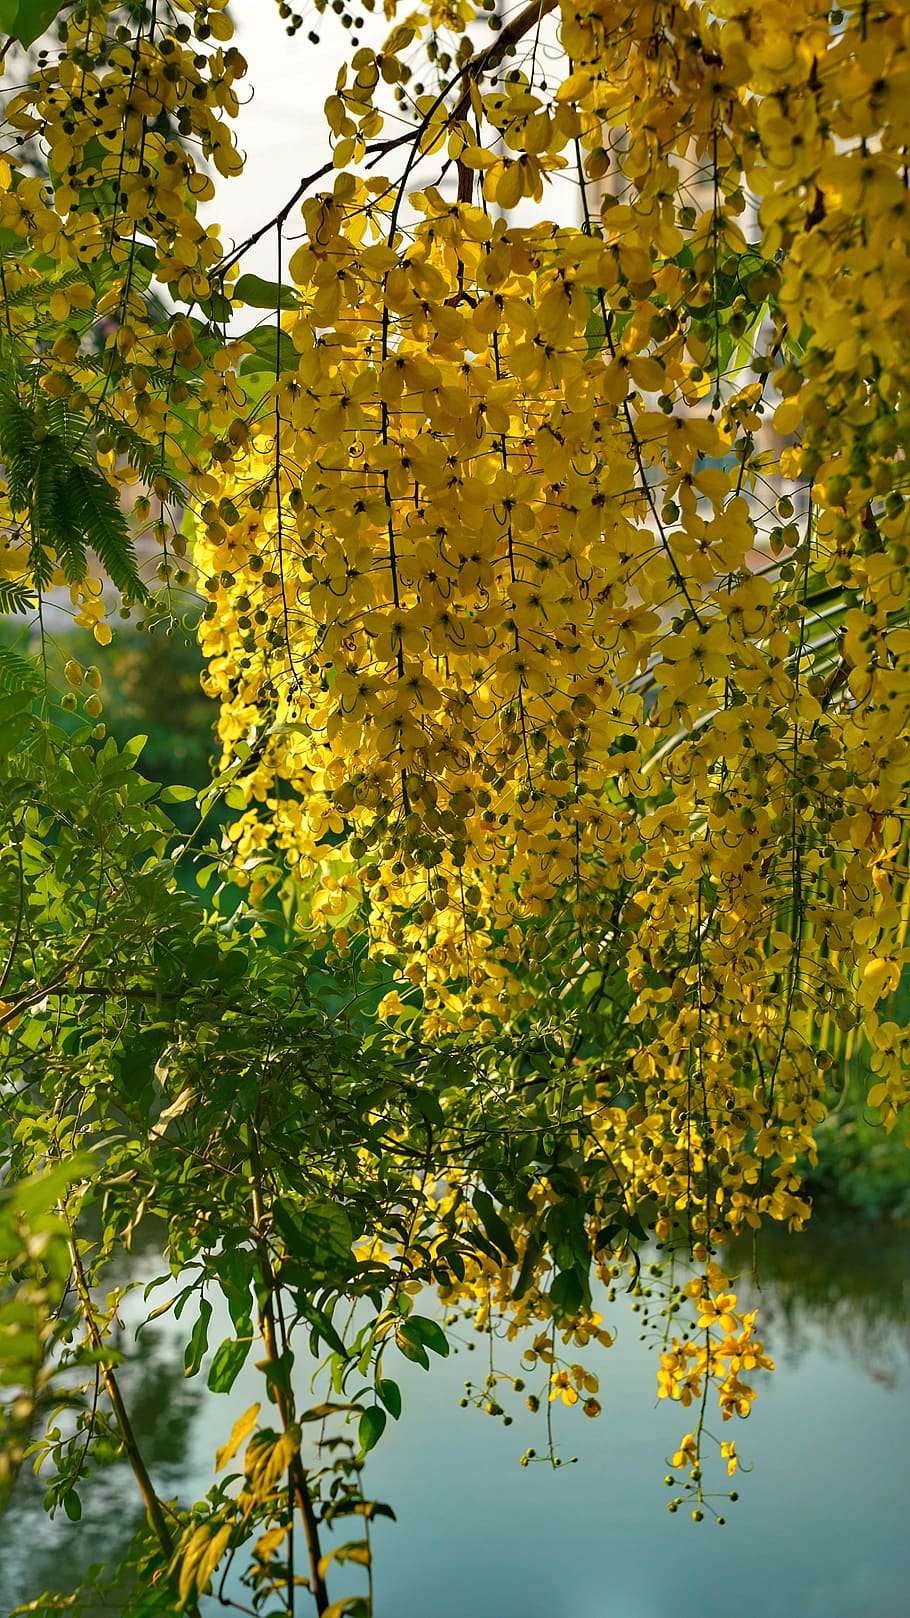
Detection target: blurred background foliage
<box><xmin>88</xmin><ymin>619</ymin><xmax>215</xmax><ymax>799</ymax></box>
<box><xmin>0</xmin><ymin>597</ymin><xmax>217</xmax><ymax>826</ymax></box>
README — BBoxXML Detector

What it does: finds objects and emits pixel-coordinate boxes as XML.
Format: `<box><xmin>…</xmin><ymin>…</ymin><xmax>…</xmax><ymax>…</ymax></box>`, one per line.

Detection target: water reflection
<box><xmin>727</xmin><ymin>1222</ymin><xmax>910</xmax><ymax>1384</ymax></box>
<box><xmin>1</xmin><ymin>1227</ymin><xmax>196</xmax><ymax>1617</ymax></box>
<box><xmin>2</xmin><ymin>1328</ymin><xmax>196</xmax><ymax>1615</ymax></box>
<box><xmin>1</xmin><ymin>1221</ymin><xmax>908</xmax><ymax>1617</ymax></box>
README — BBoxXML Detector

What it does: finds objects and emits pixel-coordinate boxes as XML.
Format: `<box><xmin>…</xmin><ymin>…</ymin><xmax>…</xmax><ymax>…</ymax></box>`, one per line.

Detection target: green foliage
<box><xmin>0</xmin><ymin>639</ymin><xmax>39</xmax><ymax>691</ymax></box>
<box><xmin>0</xmin><ymin>580</ymin><xmax>36</xmax><ymax>615</ymax></box>
<box><xmin>804</xmin><ymin>1101</ymin><xmax>910</xmax><ymax>1224</ymax></box>
<box><xmin>0</xmin><ymin>682</ymin><xmax>648</xmax><ymax>1613</ymax></box>
<box><xmin>0</xmin><ymin>391</ymin><xmax>147</xmax><ymax>600</ymax></box>
<box><xmin>72</xmin><ymin>616</ymin><xmax>218</xmax><ymax>802</ymax></box>
<box><xmin>232</xmin><ymin>274</ymin><xmax>300</xmax><ymax>311</ymax></box>
<box><xmin>0</xmin><ymin>0</ymin><xmax>67</xmax><ymax>49</ymax></box>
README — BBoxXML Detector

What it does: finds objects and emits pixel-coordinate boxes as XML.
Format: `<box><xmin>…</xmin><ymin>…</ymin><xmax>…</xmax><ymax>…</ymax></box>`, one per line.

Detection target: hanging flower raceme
<box><xmin>192</xmin><ymin>0</ymin><xmax>910</xmax><ymax>1271</ymax></box>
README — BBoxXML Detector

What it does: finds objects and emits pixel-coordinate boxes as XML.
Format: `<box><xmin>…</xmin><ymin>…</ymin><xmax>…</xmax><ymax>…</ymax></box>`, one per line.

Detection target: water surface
<box><xmin>3</xmin><ymin>1224</ymin><xmax>908</xmax><ymax>1617</ymax></box>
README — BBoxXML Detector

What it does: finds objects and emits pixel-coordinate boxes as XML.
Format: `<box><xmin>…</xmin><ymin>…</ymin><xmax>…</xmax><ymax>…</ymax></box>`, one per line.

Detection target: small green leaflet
<box><xmin>0</xmin><ymin>579</ymin><xmax>37</xmax><ymax>615</ymax></box>
<box><xmin>234</xmin><ymin>274</ymin><xmax>300</xmax><ymax>311</ymax></box>
<box><xmin>239</xmin><ymin>326</ymin><xmax>298</xmax><ymax>376</ymax></box>
<box><xmin>207</xmin><ymin>1331</ymin><xmax>253</xmax><ymax>1394</ymax></box>
<box><xmin>376</xmin><ymin>1377</ymin><xmax>402</xmax><ymax>1419</ymax></box>
<box><xmin>184</xmin><ymin>1298</ymin><xmax>212</xmax><ymax>1377</ymax></box>
<box><xmin>358</xmin><ymin>1405</ymin><xmax>387</xmax><ymax>1454</ymax></box>
<box><xmin>0</xmin><ymin>0</ymin><xmax>67</xmax><ymax>48</ymax></box>
<box><xmin>396</xmin><ymin>1315</ymin><xmax>448</xmax><ymax>1367</ymax></box>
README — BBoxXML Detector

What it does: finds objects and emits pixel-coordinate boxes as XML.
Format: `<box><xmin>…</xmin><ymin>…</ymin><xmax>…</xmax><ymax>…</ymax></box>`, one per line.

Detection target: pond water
<box><xmin>3</xmin><ymin>1222</ymin><xmax>909</xmax><ymax>1618</ymax></box>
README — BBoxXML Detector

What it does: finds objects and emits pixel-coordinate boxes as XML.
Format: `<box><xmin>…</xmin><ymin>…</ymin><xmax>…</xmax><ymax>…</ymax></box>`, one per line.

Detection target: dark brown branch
<box><xmin>249</xmin><ymin>1131</ymin><xmax>330</xmax><ymax>1615</ymax></box>
<box><xmin>449</xmin><ymin>0</ymin><xmax>558</xmax><ymax>127</ymax></box>
<box><xmin>67</xmin><ymin>1235</ymin><xmax>189</xmax><ymax>1580</ymax></box>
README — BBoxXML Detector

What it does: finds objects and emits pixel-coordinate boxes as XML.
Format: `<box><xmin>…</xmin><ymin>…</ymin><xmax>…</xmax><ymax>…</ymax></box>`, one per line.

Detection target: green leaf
<box><xmin>0</xmin><ymin>1325</ymin><xmax>40</xmax><ymax>1365</ymax></box>
<box><xmin>549</xmin><ymin>1268</ymin><xmax>589</xmax><ymax>1322</ymax></box>
<box><xmin>0</xmin><ymin>390</ymin><xmax>148</xmax><ymax>602</ymax></box>
<box><xmin>394</xmin><ymin>1323</ymin><xmax>429</xmax><ymax>1369</ymax></box>
<box><xmin>397</xmin><ymin>1315</ymin><xmax>448</xmax><ymax>1359</ymax></box>
<box><xmin>213</xmin><ymin>1246</ymin><xmax>255</xmax><ymax>1332</ymax></box>
<box><xmin>0</xmin><ymin>580</ymin><xmax>37</xmax><ymax>615</ymax></box>
<box><xmin>274</xmin><ymin>1197</ymin><xmax>354</xmax><ymax>1272</ymax></box>
<box><xmin>513</xmin><ymin>1229</ymin><xmax>544</xmax><ymax>1299</ymax></box>
<box><xmin>234</xmin><ymin>274</ymin><xmax>300</xmax><ymax>311</ymax></box>
<box><xmin>207</xmin><ymin>1331</ymin><xmax>253</xmax><ymax>1394</ymax></box>
<box><xmin>62</xmin><ymin>1490</ymin><xmax>82</xmax><ymax>1522</ymax></box>
<box><xmin>0</xmin><ymin>708</ymin><xmax>31</xmax><ymax>757</ymax></box>
<box><xmin>197</xmin><ymin>288</ymin><xmax>234</xmax><ymax>324</ymax></box>
<box><xmin>184</xmin><ymin>1298</ymin><xmax>212</xmax><ymax>1377</ymax></box>
<box><xmin>376</xmin><ymin>1377</ymin><xmax>401</xmax><ymax>1420</ymax></box>
<box><xmin>410</xmin><ymin>1086</ymin><xmax>444</xmax><ymax>1126</ymax></box>
<box><xmin>582</xmin><ymin>287</ymin><xmax>612</xmax><ymax>360</ymax></box>
<box><xmin>239</xmin><ymin>325</ymin><xmax>298</xmax><ymax>376</ymax></box>
<box><xmin>472</xmin><ymin>1188</ymin><xmax>517</xmax><ymax>1264</ymax></box>
<box><xmin>300</xmin><ymin>1401</ymin><xmax>362</xmax><ymax>1422</ymax></box>
<box><xmin>358</xmin><ymin>1404</ymin><xmax>386</xmax><ymax>1454</ymax></box>
<box><xmin>8</xmin><ymin>0</ymin><xmax>66</xmax><ymax>45</ymax></box>
<box><xmin>62</xmin><ymin>460</ymin><xmax>148</xmax><ymax>600</ymax></box>
<box><xmin>294</xmin><ymin>1294</ymin><xmax>348</xmax><ymax>1359</ymax></box>
<box><xmin>4</xmin><ymin>1154</ymin><xmax>94</xmax><ymax>1219</ymax></box>
<box><xmin>0</xmin><ymin>2</ymin><xmax>18</xmax><ymax>35</ymax></box>
<box><xmin>258</xmin><ymin>1347</ymin><xmax>294</xmax><ymax>1404</ymax></box>
<box><xmin>0</xmin><ymin>645</ymin><xmax>39</xmax><ymax>696</ymax></box>
<box><xmin>546</xmin><ymin>1199</ymin><xmax>590</xmax><ymax>1272</ymax></box>
<box><xmin>593</xmin><ymin>1221</ymin><xmax>623</xmax><ymax>1252</ymax></box>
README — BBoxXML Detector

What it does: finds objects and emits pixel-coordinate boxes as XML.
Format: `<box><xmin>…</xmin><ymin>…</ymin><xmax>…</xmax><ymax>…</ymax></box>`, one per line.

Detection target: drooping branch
<box><xmin>215</xmin><ymin>0</ymin><xmax>558</xmax><ymax>278</ymax></box>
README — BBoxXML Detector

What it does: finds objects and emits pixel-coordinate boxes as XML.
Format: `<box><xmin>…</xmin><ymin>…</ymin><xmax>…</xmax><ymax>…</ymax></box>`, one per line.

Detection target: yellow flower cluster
<box><xmin>0</xmin><ymin>3</ymin><xmax>244</xmax><ymax>632</ymax></box>
<box><xmin>658</xmin><ymin>1275</ymin><xmax>774</xmax><ymax>1421</ymax></box>
<box><xmin>192</xmin><ymin>0</ymin><xmax>910</xmax><ymax>1259</ymax></box>
<box><xmin>2</xmin><ymin>1</ymin><xmax>240</xmax><ymax>295</ymax></box>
